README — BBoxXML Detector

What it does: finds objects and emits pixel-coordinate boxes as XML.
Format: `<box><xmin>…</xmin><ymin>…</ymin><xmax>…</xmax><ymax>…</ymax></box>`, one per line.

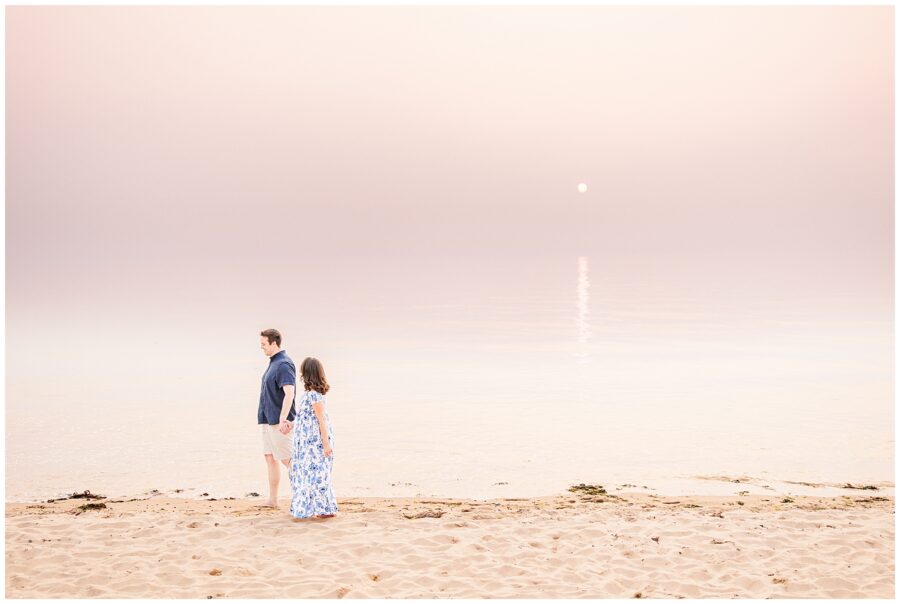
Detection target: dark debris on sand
<box><xmin>73</xmin><ymin>502</ymin><xmax>108</xmax><ymax>514</ymax></box>
<box><xmin>47</xmin><ymin>490</ymin><xmax>106</xmax><ymax>503</ymax></box>
<box><xmin>568</xmin><ymin>483</ymin><xmax>608</xmax><ymax>496</ymax></box>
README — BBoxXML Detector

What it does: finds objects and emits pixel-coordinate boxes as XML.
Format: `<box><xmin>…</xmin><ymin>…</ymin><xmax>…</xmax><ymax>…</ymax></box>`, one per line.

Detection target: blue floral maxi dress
<box><xmin>289</xmin><ymin>390</ymin><xmax>338</xmax><ymax>518</ymax></box>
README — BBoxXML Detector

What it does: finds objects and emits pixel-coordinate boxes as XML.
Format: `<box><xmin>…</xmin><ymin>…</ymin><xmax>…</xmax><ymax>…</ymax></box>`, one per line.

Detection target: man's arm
<box><xmin>279</xmin><ymin>385</ymin><xmax>295</xmax><ymax>424</ymax></box>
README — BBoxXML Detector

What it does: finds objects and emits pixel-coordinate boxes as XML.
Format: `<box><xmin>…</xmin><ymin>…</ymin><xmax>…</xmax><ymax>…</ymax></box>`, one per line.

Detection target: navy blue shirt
<box><xmin>258</xmin><ymin>350</ymin><xmax>297</xmax><ymax>425</ymax></box>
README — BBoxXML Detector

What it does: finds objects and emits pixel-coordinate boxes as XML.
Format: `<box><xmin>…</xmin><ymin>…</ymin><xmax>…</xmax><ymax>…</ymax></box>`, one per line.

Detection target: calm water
<box><xmin>6</xmin><ymin>255</ymin><xmax>894</xmax><ymax>502</ymax></box>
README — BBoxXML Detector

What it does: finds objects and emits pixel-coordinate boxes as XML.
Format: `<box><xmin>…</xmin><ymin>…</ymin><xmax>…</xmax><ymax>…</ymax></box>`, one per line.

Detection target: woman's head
<box><xmin>301</xmin><ymin>357</ymin><xmax>330</xmax><ymax>395</ymax></box>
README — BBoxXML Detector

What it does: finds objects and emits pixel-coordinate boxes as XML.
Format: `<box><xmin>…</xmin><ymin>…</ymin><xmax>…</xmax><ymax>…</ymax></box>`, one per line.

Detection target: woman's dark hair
<box><xmin>301</xmin><ymin>357</ymin><xmax>330</xmax><ymax>395</ymax></box>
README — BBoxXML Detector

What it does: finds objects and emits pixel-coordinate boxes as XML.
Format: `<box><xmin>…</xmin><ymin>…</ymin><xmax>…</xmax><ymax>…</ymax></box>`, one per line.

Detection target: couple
<box><xmin>258</xmin><ymin>328</ymin><xmax>338</xmax><ymax>520</ymax></box>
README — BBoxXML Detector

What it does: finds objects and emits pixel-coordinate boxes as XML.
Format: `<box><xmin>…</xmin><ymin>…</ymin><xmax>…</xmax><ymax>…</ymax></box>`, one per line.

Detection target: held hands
<box><xmin>323</xmin><ymin>442</ymin><xmax>333</xmax><ymax>457</ymax></box>
<box><xmin>279</xmin><ymin>419</ymin><xmax>293</xmax><ymax>435</ymax></box>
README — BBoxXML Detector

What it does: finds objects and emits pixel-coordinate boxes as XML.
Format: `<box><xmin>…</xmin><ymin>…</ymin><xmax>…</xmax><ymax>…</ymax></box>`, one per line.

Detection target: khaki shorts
<box><xmin>261</xmin><ymin>424</ymin><xmax>292</xmax><ymax>461</ymax></box>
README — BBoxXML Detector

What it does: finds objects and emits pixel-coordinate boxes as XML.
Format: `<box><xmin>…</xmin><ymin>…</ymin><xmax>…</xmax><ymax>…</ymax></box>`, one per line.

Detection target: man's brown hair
<box><xmin>260</xmin><ymin>329</ymin><xmax>282</xmax><ymax>347</ymax></box>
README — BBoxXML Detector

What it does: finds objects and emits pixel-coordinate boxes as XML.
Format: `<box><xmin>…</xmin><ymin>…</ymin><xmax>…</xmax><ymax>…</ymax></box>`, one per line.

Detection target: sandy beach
<box><xmin>6</xmin><ymin>5</ymin><xmax>895</xmax><ymax>601</ymax></box>
<box><xmin>6</xmin><ymin>489</ymin><xmax>894</xmax><ymax>599</ymax></box>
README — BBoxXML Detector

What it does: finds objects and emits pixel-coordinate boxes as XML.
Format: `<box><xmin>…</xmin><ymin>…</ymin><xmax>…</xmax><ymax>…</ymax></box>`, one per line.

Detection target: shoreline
<box><xmin>7</xmin><ymin>491</ymin><xmax>895</xmax><ymax>598</ymax></box>
<box><xmin>8</xmin><ymin>474</ymin><xmax>895</xmax><ymax>506</ymax></box>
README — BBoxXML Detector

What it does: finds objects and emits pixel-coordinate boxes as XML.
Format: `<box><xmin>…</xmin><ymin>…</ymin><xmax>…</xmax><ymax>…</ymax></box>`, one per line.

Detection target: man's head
<box><xmin>259</xmin><ymin>329</ymin><xmax>282</xmax><ymax>357</ymax></box>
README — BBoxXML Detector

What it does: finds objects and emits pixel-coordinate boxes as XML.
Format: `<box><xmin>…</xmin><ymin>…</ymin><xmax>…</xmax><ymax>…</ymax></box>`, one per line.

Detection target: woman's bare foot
<box><xmin>314</xmin><ymin>513</ymin><xmax>336</xmax><ymax>519</ymax></box>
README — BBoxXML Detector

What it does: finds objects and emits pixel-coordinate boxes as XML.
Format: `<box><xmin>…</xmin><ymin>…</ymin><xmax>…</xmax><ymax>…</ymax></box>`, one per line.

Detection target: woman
<box><xmin>289</xmin><ymin>356</ymin><xmax>338</xmax><ymax>520</ymax></box>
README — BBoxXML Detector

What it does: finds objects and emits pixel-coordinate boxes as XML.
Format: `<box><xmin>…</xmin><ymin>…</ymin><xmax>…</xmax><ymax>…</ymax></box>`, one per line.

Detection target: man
<box><xmin>258</xmin><ymin>328</ymin><xmax>296</xmax><ymax>508</ymax></box>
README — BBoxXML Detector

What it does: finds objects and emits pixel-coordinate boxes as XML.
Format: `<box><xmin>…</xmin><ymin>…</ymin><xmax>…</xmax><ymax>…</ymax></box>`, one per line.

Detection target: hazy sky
<box><xmin>6</xmin><ymin>6</ymin><xmax>894</xmax><ymax>377</ymax></box>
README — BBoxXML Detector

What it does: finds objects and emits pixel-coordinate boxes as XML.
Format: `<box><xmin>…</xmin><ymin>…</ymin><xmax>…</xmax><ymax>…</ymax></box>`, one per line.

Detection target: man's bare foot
<box><xmin>260</xmin><ymin>500</ymin><xmax>278</xmax><ymax>508</ymax></box>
